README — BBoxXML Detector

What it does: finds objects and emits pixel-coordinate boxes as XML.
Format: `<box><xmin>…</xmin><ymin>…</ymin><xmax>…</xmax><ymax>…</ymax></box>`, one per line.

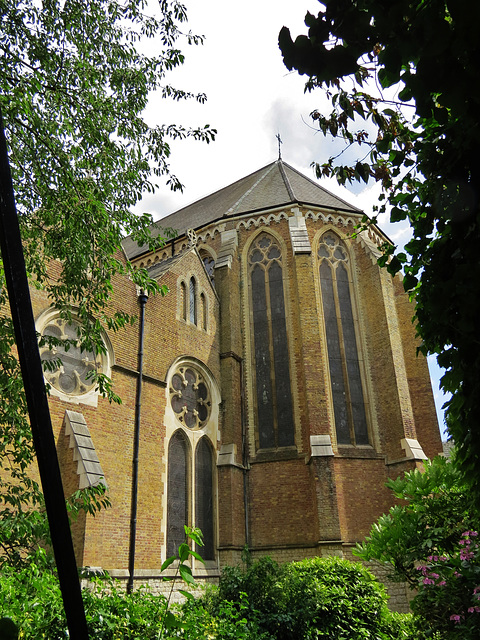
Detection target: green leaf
<box><xmin>178</xmin><ymin>564</ymin><xmax>195</xmax><ymax>585</ymax></box>
<box><xmin>161</xmin><ymin>556</ymin><xmax>176</xmax><ymax>572</ymax></box>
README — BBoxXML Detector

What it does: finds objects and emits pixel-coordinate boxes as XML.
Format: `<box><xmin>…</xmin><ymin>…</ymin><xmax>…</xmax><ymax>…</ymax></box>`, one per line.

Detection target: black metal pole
<box><xmin>127</xmin><ymin>289</ymin><xmax>148</xmax><ymax>594</ymax></box>
<box><xmin>0</xmin><ymin>107</ymin><xmax>89</xmax><ymax>639</ymax></box>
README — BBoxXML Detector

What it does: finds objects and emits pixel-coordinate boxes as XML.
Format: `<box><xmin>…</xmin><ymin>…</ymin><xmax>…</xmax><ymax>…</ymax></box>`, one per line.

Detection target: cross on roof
<box><xmin>276</xmin><ymin>133</ymin><xmax>283</xmax><ymax>160</ymax></box>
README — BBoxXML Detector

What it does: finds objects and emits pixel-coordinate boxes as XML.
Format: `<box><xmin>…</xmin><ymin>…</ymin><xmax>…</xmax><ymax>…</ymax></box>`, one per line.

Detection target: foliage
<box><xmin>0</xmin><ymin>526</ymin><xmax>206</xmax><ymax>639</ymax></box>
<box><xmin>0</xmin><ymin>0</ymin><xmax>214</xmax><ymax>563</ymax></box>
<box><xmin>179</xmin><ymin>593</ymin><xmax>268</xmax><ymax>640</ymax></box>
<box><xmin>355</xmin><ymin>455</ymin><xmax>480</xmax><ymax>638</ymax></box>
<box><xmin>412</xmin><ymin>531</ymin><xmax>480</xmax><ymax>639</ymax></box>
<box><xmin>279</xmin><ymin>0</ymin><xmax>480</xmax><ymax>499</ymax></box>
<box><xmin>205</xmin><ymin>555</ymin><xmax>413</xmax><ymax>639</ymax></box>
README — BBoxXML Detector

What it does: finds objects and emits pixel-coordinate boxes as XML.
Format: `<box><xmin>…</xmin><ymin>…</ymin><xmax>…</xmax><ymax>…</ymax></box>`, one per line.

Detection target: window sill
<box><xmin>336</xmin><ymin>445</ymin><xmax>381</xmax><ymax>459</ymax></box>
<box><xmin>251</xmin><ymin>446</ymin><xmax>299</xmax><ymax>463</ymax></box>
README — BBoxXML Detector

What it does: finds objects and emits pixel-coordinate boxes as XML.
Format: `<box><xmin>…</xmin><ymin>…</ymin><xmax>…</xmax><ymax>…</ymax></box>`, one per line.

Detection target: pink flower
<box><xmin>450</xmin><ymin>614</ymin><xmax>462</xmax><ymax>623</ymax></box>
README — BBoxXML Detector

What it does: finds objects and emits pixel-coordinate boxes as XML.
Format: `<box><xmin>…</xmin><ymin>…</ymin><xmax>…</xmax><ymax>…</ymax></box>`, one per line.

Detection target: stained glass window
<box><xmin>166</xmin><ymin>431</ymin><xmax>188</xmax><ymax>558</ymax></box>
<box><xmin>318</xmin><ymin>233</ymin><xmax>369</xmax><ymax>446</ymax></box>
<box><xmin>195</xmin><ymin>437</ymin><xmax>214</xmax><ymax>560</ymax></box>
<box><xmin>249</xmin><ymin>233</ymin><xmax>294</xmax><ymax>449</ymax></box>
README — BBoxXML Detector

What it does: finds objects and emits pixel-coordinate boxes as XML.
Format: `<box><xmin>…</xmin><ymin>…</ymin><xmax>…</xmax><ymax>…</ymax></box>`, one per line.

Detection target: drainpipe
<box><xmin>127</xmin><ymin>288</ymin><xmax>148</xmax><ymax>594</ymax></box>
<box><xmin>240</xmin><ymin>357</ymin><xmax>250</xmax><ymax>550</ymax></box>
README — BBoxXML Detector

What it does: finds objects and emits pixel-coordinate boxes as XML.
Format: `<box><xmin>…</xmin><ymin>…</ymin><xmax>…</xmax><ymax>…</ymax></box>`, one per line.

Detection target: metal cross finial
<box><xmin>276</xmin><ymin>133</ymin><xmax>283</xmax><ymax>160</ymax></box>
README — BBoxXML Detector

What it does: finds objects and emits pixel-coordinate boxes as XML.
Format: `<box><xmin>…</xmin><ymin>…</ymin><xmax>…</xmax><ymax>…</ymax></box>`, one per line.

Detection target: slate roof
<box><xmin>123</xmin><ymin>159</ymin><xmax>362</xmax><ymax>260</ymax></box>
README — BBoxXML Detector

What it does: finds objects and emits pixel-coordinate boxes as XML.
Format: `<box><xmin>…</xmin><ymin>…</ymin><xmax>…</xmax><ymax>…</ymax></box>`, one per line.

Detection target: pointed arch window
<box><xmin>248</xmin><ymin>233</ymin><xmax>294</xmax><ymax>449</ymax></box>
<box><xmin>201</xmin><ymin>252</ymin><xmax>215</xmax><ymax>287</ymax></box>
<box><xmin>180</xmin><ymin>281</ymin><xmax>187</xmax><ymax>321</ymax></box>
<box><xmin>167</xmin><ymin>363</ymin><xmax>217</xmax><ymax>562</ymax></box>
<box><xmin>200</xmin><ymin>293</ymin><xmax>207</xmax><ymax>331</ymax></box>
<box><xmin>166</xmin><ymin>430</ymin><xmax>189</xmax><ymax>558</ymax></box>
<box><xmin>195</xmin><ymin>437</ymin><xmax>214</xmax><ymax>560</ymax></box>
<box><xmin>318</xmin><ymin>232</ymin><xmax>369</xmax><ymax>446</ymax></box>
<box><xmin>189</xmin><ymin>277</ymin><xmax>197</xmax><ymax>325</ymax></box>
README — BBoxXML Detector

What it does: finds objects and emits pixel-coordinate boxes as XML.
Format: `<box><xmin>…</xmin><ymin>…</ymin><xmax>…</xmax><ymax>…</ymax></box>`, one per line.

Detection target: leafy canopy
<box><xmin>0</xmin><ymin>0</ymin><xmax>215</xmax><ymax>560</ymax></box>
<box><xmin>279</xmin><ymin>0</ymin><xmax>480</xmax><ymax>499</ymax></box>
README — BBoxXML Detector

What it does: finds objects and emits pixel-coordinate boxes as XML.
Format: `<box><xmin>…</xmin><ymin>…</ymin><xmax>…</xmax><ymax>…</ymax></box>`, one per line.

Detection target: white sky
<box><xmin>137</xmin><ymin>0</ymin><xmax>448</xmax><ymax>436</ymax></box>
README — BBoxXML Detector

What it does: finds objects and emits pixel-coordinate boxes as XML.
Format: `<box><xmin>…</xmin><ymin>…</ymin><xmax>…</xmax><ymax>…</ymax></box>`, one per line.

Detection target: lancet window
<box><xmin>318</xmin><ymin>232</ymin><xmax>369</xmax><ymax>446</ymax></box>
<box><xmin>166</xmin><ymin>430</ymin><xmax>189</xmax><ymax>558</ymax></box>
<box><xmin>248</xmin><ymin>233</ymin><xmax>294</xmax><ymax>449</ymax></box>
<box><xmin>195</xmin><ymin>437</ymin><xmax>214</xmax><ymax>560</ymax></box>
<box><xmin>166</xmin><ymin>361</ymin><xmax>216</xmax><ymax>560</ymax></box>
<box><xmin>189</xmin><ymin>277</ymin><xmax>197</xmax><ymax>325</ymax></box>
<box><xmin>166</xmin><ymin>432</ymin><xmax>215</xmax><ymax>560</ymax></box>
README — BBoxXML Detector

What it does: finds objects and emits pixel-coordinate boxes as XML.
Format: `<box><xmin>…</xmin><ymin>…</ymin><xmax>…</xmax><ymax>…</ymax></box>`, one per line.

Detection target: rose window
<box><xmin>39</xmin><ymin>317</ymin><xmax>102</xmax><ymax>396</ymax></box>
<box><xmin>170</xmin><ymin>367</ymin><xmax>211</xmax><ymax>429</ymax></box>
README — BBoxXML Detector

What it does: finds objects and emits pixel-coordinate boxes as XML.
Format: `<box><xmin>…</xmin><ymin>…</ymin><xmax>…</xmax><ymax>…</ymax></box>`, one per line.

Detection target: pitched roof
<box><xmin>123</xmin><ymin>159</ymin><xmax>362</xmax><ymax>260</ymax></box>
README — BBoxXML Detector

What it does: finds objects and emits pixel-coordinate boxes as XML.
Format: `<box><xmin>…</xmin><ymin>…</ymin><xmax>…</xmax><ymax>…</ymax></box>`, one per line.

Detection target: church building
<box><xmin>32</xmin><ymin>159</ymin><xmax>442</xmax><ymax>588</ymax></box>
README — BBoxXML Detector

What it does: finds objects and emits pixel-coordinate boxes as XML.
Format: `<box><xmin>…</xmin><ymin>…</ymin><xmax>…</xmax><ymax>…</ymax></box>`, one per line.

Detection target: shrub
<box><xmin>204</xmin><ymin>555</ymin><xmax>413</xmax><ymax>640</ymax></box>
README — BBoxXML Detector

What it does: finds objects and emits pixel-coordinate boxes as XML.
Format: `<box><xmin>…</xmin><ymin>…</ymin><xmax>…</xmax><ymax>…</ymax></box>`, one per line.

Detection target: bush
<box><xmin>0</xmin><ymin>553</ymin><xmax>173</xmax><ymax>639</ymax></box>
<box><xmin>204</xmin><ymin>555</ymin><xmax>414</xmax><ymax>640</ymax></box>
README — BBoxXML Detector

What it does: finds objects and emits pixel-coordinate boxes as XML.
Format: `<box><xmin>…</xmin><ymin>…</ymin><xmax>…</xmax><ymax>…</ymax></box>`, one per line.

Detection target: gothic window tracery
<box><xmin>170</xmin><ymin>366</ymin><xmax>211</xmax><ymax>430</ymax></box>
<box><xmin>38</xmin><ymin>312</ymin><xmax>109</xmax><ymax>402</ymax></box>
<box><xmin>166</xmin><ymin>361</ymin><xmax>217</xmax><ymax>561</ymax></box>
<box><xmin>248</xmin><ymin>232</ymin><xmax>295</xmax><ymax>450</ymax></box>
<box><xmin>318</xmin><ymin>232</ymin><xmax>369</xmax><ymax>446</ymax></box>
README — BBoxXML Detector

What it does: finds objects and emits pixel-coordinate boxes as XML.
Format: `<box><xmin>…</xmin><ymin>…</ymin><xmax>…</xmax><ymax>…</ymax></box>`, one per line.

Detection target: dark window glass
<box><xmin>195</xmin><ymin>438</ymin><xmax>215</xmax><ymax>560</ymax></box>
<box><xmin>200</xmin><ymin>293</ymin><xmax>207</xmax><ymax>330</ymax></box>
<box><xmin>269</xmin><ymin>261</ymin><xmax>294</xmax><ymax>446</ymax></box>
<box><xmin>252</xmin><ymin>263</ymin><xmax>275</xmax><ymax>448</ymax></box>
<box><xmin>167</xmin><ymin>431</ymin><xmax>188</xmax><ymax>558</ymax></box>
<box><xmin>318</xmin><ymin>233</ymin><xmax>369</xmax><ymax>446</ymax></box>
<box><xmin>189</xmin><ymin>277</ymin><xmax>196</xmax><ymax>325</ymax></box>
<box><xmin>181</xmin><ymin>282</ymin><xmax>187</xmax><ymax>320</ymax></box>
<box><xmin>202</xmin><ymin>255</ymin><xmax>215</xmax><ymax>287</ymax></box>
<box><xmin>320</xmin><ymin>261</ymin><xmax>350</xmax><ymax>445</ymax></box>
<box><xmin>249</xmin><ymin>234</ymin><xmax>294</xmax><ymax>449</ymax></box>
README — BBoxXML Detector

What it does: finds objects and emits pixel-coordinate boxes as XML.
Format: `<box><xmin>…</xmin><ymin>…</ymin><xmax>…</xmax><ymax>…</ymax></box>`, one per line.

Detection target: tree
<box><xmin>355</xmin><ymin>456</ymin><xmax>480</xmax><ymax>638</ymax></box>
<box><xmin>279</xmin><ymin>0</ymin><xmax>480</xmax><ymax>500</ymax></box>
<box><xmin>0</xmin><ymin>0</ymin><xmax>215</xmax><ymax>561</ymax></box>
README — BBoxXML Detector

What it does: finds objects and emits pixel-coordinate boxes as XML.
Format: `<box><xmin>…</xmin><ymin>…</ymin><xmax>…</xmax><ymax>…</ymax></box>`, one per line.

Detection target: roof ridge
<box><xmin>277</xmin><ymin>159</ymin><xmax>295</xmax><ymax>201</ymax></box>
<box><xmin>225</xmin><ymin>162</ymin><xmax>277</xmax><ymax>216</ymax></box>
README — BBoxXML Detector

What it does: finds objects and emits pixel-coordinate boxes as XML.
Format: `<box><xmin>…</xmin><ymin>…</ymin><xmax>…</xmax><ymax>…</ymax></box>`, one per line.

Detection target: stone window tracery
<box><xmin>170</xmin><ymin>366</ymin><xmax>211</xmax><ymax>430</ymax></box>
<box><xmin>39</xmin><ymin>314</ymin><xmax>105</xmax><ymax>399</ymax></box>
<box><xmin>318</xmin><ymin>232</ymin><xmax>369</xmax><ymax>446</ymax></box>
<box><xmin>248</xmin><ymin>232</ymin><xmax>295</xmax><ymax>450</ymax></box>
